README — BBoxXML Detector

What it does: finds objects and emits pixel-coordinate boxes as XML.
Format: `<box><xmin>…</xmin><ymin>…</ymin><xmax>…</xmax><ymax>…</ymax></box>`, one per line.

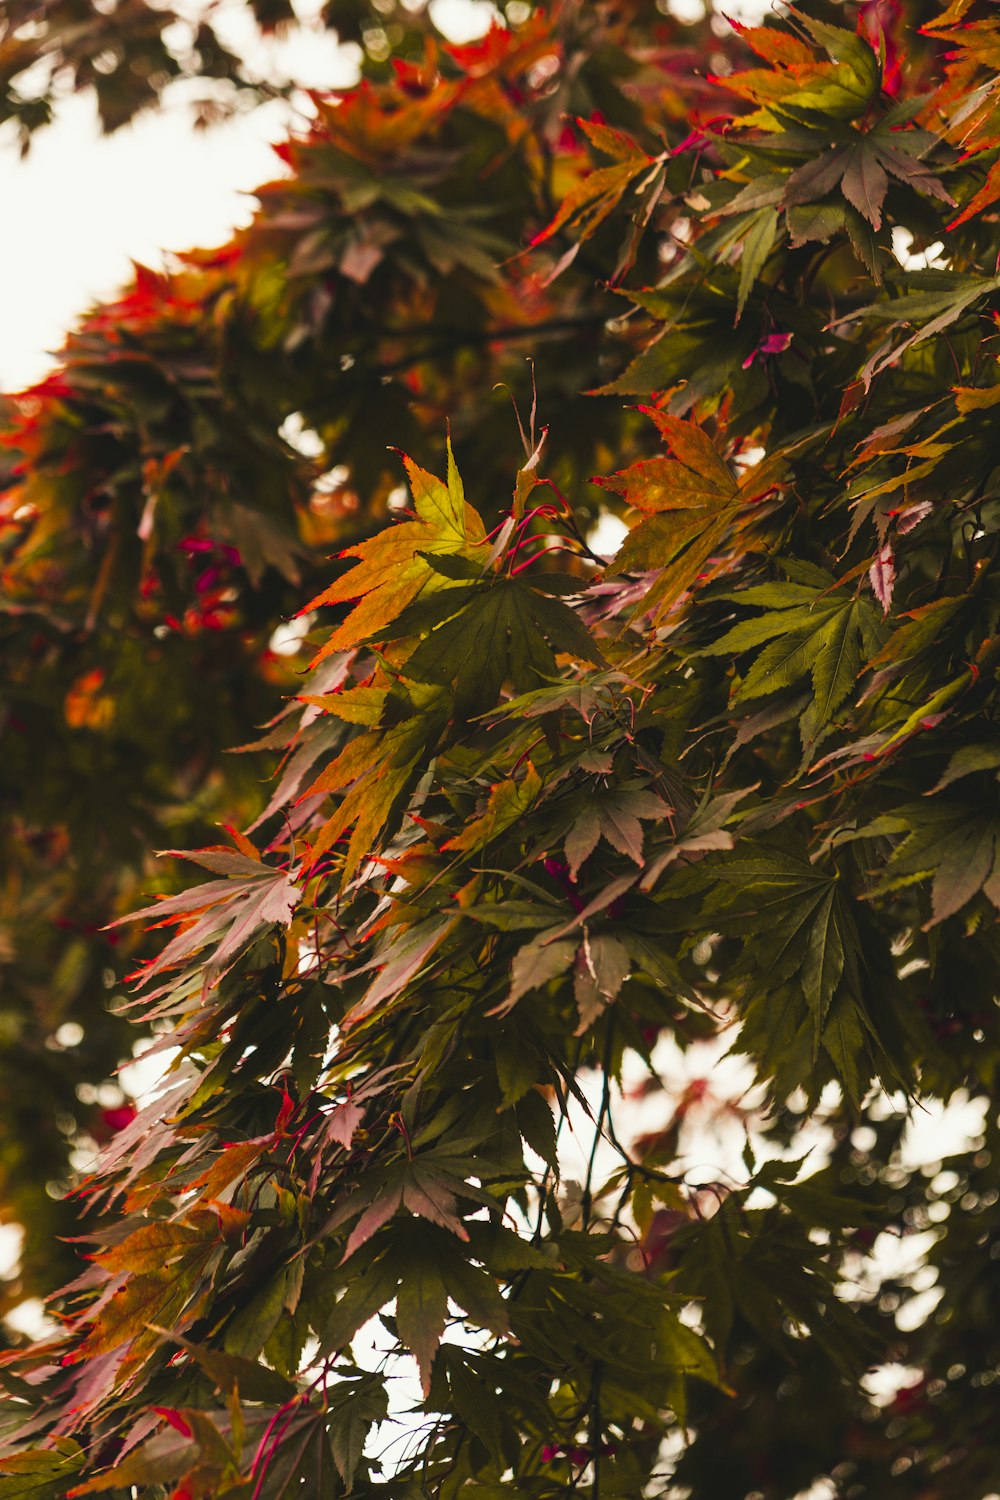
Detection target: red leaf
<box><xmin>275</xmin><ymin>1087</ymin><xmax>297</xmax><ymax>1136</ymax></box>
<box><xmin>152</xmin><ymin>1407</ymin><xmax>193</xmax><ymax>1438</ymax></box>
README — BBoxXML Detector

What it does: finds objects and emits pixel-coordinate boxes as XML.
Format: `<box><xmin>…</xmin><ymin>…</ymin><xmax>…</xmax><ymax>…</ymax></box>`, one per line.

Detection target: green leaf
<box><xmin>304</xmin><ymin>443</ymin><xmax>487</xmax><ymax>659</ymax></box>
<box><xmin>0</xmin><ymin>1445</ymin><xmax>85</xmax><ymax>1500</ymax></box>
<box><xmin>397</xmin><ymin>1252</ymin><xmax>450</xmax><ymax>1395</ymax></box>
<box><xmin>224</xmin><ymin>1264</ymin><xmax>305</xmax><ymax>1360</ymax></box>
<box><xmin>402</xmin><ymin>577</ymin><xmax>603</xmax><ymax>721</ymax></box>
<box><xmin>516</xmin><ymin>1088</ymin><xmax>559</xmax><ymax>1169</ymax></box>
<box><xmin>326</xmin><ymin>1372</ymin><xmax>388</xmax><ymax>1489</ymax></box>
<box><xmin>157</xmin><ymin>1332</ymin><xmax>297</xmax><ymax>1404</ymax></box>
<box><xmin>443</xmin><ymin>764</ymin><xmax>542</xmax><ymax>854</ymax></box>
<box><xmin>675</xmin><ymin>843</ymin><xmax>867</xmax><ymax>1054</ymax></box>
<box><xmin>736</xmin><ymin>206</ymin><xmax>779</xmax><ymax>321</ymax></box>
<box><xmin>320</xmin><ymin>1260</ymin><xmax>399</xmax><ymax>1355</ymax></box>
<box><xmin>718</xmin><ymin>584</ymin><xmax>881</xmax><ymax>756</ymax></box>
<box><xmin>930</xmin><ymin>743</ymin><xmax>1000</xmax><ymax>792</ymax></box>
<box><xmin>857</xmin><ymin>802</ymin><xmax>1000</xmax><ymax>925</ymax></box>
<box><xmin>446</xmin><ymin>1354</ymin><xmax>505</xmax><ymax>1464</ymax></box>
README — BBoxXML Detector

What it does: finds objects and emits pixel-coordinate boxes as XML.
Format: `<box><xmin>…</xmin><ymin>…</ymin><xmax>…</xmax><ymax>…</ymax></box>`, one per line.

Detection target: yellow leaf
<box><xmin>442</xmin><ymin>764</ymin><xmax>542</xmax><ymax>854</ymax></box>
<box><xmin>304</xmin><ymin>442</ymin><xmax>486</xmax><ymax>661</ymax></box>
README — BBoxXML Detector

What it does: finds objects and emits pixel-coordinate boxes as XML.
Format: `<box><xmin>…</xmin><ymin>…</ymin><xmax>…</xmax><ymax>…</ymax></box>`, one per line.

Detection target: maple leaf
<box><xmin>444</xmin><ymin>15</ymin><xmax>550</xmax><ymax>77</ymax></box>
<box><xmin>562</xmin><ymin>786</ymin><xmax>672</xmax><ymax>879</ymax></box>
<box><xmin>396</xmin><ymin>573</ymin><xmax>605</xmax><ymax>720</ymax></box>
<box><xmin>499</xmin><ymin>928</ymin><xmax>579</xmax><ymax>1014</ymax></box>
<box><xmin>329</xmin><ymin>1157</ymin><xmax>475</xmax><ymax>1265</ymax></box>
<box><xmin>78</xmin><ymin>1217</ymin><xmax>221</xmax><ymax>1380</ymax></box>
<box><xmin>781</xmin><ymin>116</ymin><xmax>953</xmax><ymax>232</ymax></box>
<box><xmin>721</xmin><ymin>12</ymin><xmax>881</xmax><ymax>124</ymax></box>
<box><xmin>443</xmin><ymin>763</ymin><xmax>543</xmax><ymax>855</ymax></box>
<box><xmin>325</xmin><ymin>1372</ymin><xmax>388</xmax><ymax>1490</ymax></box>
<box><xmin>303</xmin><ymin>437</ymin><xmax>487</xmax><ymax>664</ymax></box>
<box><xmin>312</xmin><ymin>78</ymin><xmax>458</xmax><ymax>162</ymax></box>
<box><xmin>598</xmin><ymin>410</ymin><xmax>738</xmax><ymax>622</ymax></box>
<box><xmin>840</xmin><ymin>272</ymin><xmax>1000</xmax><ymax>386</ymax></box>
<box><xmin>598</xmin><ymin>409</ymin><xmax>786</xmax><ymax>622</ymax></box>
<box><xmin>698</xmin><ymin>576</ymin><xmax>885</xmax><ymax>758</ymax></box>
<box><xmin>529</xmin><ymin>118</ymin><xmax>660</xmax><ymax>255</ymax></box>
<box><xmin>671</xmin><ymin>842</ymin><xmax>876</xmax><ymax>1075</ymax></box>
<box><xmin>396</xmin><ymin>1242</ymin><xmax>450</xmax><ymax>1397</ymax></box>
<box><xmin>573</xmin><ymin>930</ymin><xmax>631</xmax><ymax>1032</ymax></box>
<box><xmin>117</xmin><ymin>844</ymin><xmax>301</xmax><ymax>988</ymax></box>
<box><xmin>856</xmin><ymin>801</ymin><xmax>1000</xmax><ymax>926</ymax></box>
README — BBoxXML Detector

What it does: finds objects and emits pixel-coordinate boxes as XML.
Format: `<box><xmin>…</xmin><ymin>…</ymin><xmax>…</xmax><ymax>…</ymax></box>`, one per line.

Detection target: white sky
<box><xmin>1</xmin><ymin>93</ymin><xmax>291</xmax><ymax>390</ymax></box>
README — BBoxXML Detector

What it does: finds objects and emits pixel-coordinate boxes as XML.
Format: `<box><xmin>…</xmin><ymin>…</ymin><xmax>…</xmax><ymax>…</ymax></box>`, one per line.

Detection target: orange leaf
<box><xmin>948</xmin><ymin>154</ymin><xmax>1000</xmax><ymax>228</ymax></box>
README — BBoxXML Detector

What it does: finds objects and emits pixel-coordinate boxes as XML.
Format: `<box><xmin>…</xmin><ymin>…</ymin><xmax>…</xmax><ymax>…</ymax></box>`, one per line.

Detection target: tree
<box><xmin>3</xmin><ymin>0</ymin><xmax>1000</xmax><ymax>1495</ymax></box>
<box><xmin>0</xmin><ymin>0</ymin><xmax>678</xmax><ymax>1310</ymax></box>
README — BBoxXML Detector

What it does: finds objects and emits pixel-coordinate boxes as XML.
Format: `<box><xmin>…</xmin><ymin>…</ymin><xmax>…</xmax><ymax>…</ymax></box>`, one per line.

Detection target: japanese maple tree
<box><xmin>3</xmin><ymin>1</ymin><xmax>1000</xmax><ymax>1497</ymax></box>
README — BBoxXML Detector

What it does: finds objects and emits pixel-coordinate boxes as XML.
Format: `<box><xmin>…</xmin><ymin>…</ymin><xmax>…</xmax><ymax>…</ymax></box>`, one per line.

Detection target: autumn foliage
<box><xmin>4</xmin><ymin>0</ymin><xmax>1000</xmax><ymax>1495</ymax></box>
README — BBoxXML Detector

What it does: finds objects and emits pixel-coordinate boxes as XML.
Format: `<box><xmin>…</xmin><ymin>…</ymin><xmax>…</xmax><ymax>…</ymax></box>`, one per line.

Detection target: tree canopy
<box><xmin>4</xmin><ymin>1</ymin><xmax>1000</xmax><ymax>1496</ymax></box>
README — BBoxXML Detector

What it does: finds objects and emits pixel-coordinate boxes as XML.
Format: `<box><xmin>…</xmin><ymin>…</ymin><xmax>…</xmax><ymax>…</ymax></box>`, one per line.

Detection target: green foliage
<box><xmin>5</xmin><ymin>1</ymin><xmax>1000</xmax><ymax>1496</ymax></box>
